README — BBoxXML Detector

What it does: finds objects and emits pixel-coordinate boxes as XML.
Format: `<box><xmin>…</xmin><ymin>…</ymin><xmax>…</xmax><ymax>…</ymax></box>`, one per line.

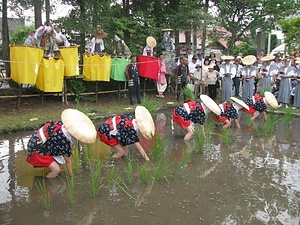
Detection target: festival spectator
<box><xmin>156</xmin><ymin>53</ymin><xmax>168</xmax><ymax>98</ymax></box>
<box><xmin>241</xmin><ymin>55</ymin><xmax>257</xmax><ymax>100</ymax></box>
<box><xmin>220</xmin><ymin>56</ymin><xmax>236</xmax><ymax>101</ymax></box>
<box><xmin>125</xmin><ymin>56</ymin><xmax>141</xmax><ymax>105</ymax></box>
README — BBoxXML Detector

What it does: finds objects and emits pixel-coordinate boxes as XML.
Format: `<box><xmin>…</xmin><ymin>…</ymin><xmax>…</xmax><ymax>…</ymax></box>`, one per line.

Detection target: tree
<box><xmin>278</xmin><ymin>16</ymin><xmax>300</xmax><ymax>52</ymax></box>
<box><xmin>212</xmin><ymin>0</ymin><xmax>299</xmax><ymax>54</ymax></box>
<box><xmin>2</xmin><ymin>0</ymin><xmax>10</xmax><ymax>76</ymax></box>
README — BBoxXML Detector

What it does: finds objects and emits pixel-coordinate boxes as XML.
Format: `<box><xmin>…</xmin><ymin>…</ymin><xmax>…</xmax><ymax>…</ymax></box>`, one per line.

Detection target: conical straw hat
<box><xmin>200</xmin><ymin>94</ymin><xmax>221</xmax><ymax>115</ymax></box>
<box><xmin>135</xmin><ymin>106</ymin><xmax>155</xmax><ymax>140</ymax></box>
<box><xmin>230</xmin><ymin>97</ymin><xmax>249</xmax><ymax>110</ymax></box>
<box><xmin>261</xmin><ymin>55</ymin><xmax>275</xmax><ymax>61</ymax></box>
<box><xmin>94</xmin><ymin>29</ymin><xmax>108</xmax><ymax>38</ymax></box>
<box><xmin>61</xmin><ymin>109</ymin><xmax>97</xmax><ymax>143</ymax></box>
<box><xmin>221</xmin><ymin>55</ymin><xmax>234</xmax><ymax>60</ymax></box>
<box><xmin>264</xmin><ymin>91</ymin><xmax>278</xmax><ymax>108</ymax></box>
<box><xmin>242</xmin><ymin>55</ymin><xmax>256</xmax><ymax>65</ymax></box>
<box><xmin>295</xmin><ymin>60</ymin><xmax>300</xmax><ymax>64</ymax></box>
<box><xmin>146</xmin><ymin>36</ymin><xmax>157</xmax><ymax>48</ymax></box>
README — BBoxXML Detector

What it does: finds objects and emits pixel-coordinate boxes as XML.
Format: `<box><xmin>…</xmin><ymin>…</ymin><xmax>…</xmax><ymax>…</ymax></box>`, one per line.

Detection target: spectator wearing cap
<box><xmin>189</xmin><ymin>56</ymin><xmax>198</xmax><ymax>75</ymax></box>
<box><xmin>193</xmin><ymin>64</ymin><xmax>204</xmax><ymax>97</ymax></box>
<box><xmin>204</xmin><ymin>65</ymin><xmax>219</xmax><ymax>100</ymax></box>
<box><xmin>232</xmin><ymin>57</ymin><xmax>243</xmax><ymax>97</ymax></box>
<box><xmin>196</xmin><ymin>52</ymin><xmax>204</xmax><ymax>67</ymax></box>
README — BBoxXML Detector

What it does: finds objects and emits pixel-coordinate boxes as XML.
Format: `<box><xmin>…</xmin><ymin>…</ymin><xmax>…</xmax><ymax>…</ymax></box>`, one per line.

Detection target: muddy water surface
<box><xmin>0</xmin><ymin>112</ymin><xmax>299</xmax><ymax>225</ymax></box>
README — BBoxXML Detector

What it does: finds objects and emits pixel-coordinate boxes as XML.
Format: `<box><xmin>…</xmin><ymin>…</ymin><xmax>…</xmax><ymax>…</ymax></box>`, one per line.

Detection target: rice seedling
<box><xmin>65</xmin><ymin>174</ymin><xmax>77</xmax><ymax>204</ymax></box>
<box><xmin>141</xmin><ymin>94</ymin><xmax>160</xmax><ymax>114</ymax></box>
<box><xmin>281</xmin><ymin>107</ymin><xmax>293</xmax><ymax>124</ymax></box>
<box><xmin>122</xmin><ymin>156</ymin><xmax>134</xmax><ymax>185</ymax></box>
<box><xmin>182</xmin><ymin>87</ymin><xmax>195</xmax><ymax>100</ymax></box>
<box><xmin>135</xmin><ymin>161</ymin><xmax>150</xmax><ymax>184</ymax></box>
<box><xmin>180</xmin><ymin>151</ymin><xmax>193</xmax><ymax>166</ymax></box>
<box><xmin>262</xmin><ymin>113</ymin><xmax>277</xmax><ymax>136</ymax></box>
<box><xmin>194</xmin><ymin>126</ymin><xmax>205</xmax><ymax>154</ymax></box>
<box><xmin>35</xmin><ymin>178</ymin><xmax>51</xmax><ymax>210</ymax></box>
<box><xmin>152</xmin><ymin>154</ymin><xmax>174</xmax><ymax>181</ymax></box>
<box><xmin>106</xmin><ymin>165</ymin><xmax>135</xmax><ymax>199</ymax></box>
<box><xmin>151</xmin><ymin>133</ymin><xmax>166</xmax><ymax>161</ymax></box>
<box><xmin>221</xmin><ymin>129</ymin><xmax>233</xmax><ymax>148</ymax></box>
<box><xmin>87</xmin><ymin>158</ymin><xmax>104</xmax><ymax>197</ymax></box>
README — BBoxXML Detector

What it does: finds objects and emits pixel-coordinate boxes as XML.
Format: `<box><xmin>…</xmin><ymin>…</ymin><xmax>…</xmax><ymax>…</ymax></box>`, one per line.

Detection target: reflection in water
<box><xmin>0</xmin><ymin>114</ymin><xmax>299</xmax><ymax>224</ymax></box>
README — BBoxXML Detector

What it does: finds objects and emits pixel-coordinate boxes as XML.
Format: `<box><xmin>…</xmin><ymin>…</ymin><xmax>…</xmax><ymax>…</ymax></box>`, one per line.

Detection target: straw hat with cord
<box><xmin>242</xmin><ymin>55</ymin><xmax>256</xmax><ymax>66</ymax></box>
<box><xmin>230</xmin><ymin>97</ymin><xmax>250</xmax><ymax>110</ymax></box>
<box><xmin>200</xmin><ymin>94</ymin><xmax>221</xmax><ymax>115</ymax></box>
<box><xmin>264</xmin><ymin>91</ymin><xmax>278</xmax><ymax>109</ymax></box>
<box><xmin>146</xmin><ymin>36</ymin><xmax>157</xmax><ymax>48</ymax></box>
<box><xmin>94</xmin><ymin>29</ymin><xmax>108</xmax><ymax>38</ymax></box>
<box><xmin>61</xmin><ymin>109</ymin><xmax>97</xmax><ymax>143</ymax></box>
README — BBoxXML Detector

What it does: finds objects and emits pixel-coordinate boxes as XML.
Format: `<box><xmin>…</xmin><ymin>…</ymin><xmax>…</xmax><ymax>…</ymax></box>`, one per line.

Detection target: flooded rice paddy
<box><xmin>0</xmin><ymin>110</ymin><xmax>299</xmax><ymax>225</ymax></box>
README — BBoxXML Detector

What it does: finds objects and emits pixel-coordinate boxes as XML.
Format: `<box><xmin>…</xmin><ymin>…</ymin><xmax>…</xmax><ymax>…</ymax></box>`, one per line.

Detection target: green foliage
<box><xmin>233</xmin><ymin>42</ymin><xmax>257</xmax><ymax>57</ymax></box>
<box><xmin>278</xmin><ymin>17</ymin><xmax>300</xmax><ymax>51</ymax></box>
<box><xmin>182</xmin><ymin>87</ymin><xmax>195</xmax><ymax>100</ymax></box>
<box><xmin>194</xmin><ymin>126</ymin><xmax>205</xmax><ymax>154</ymax></box>
<box><xmin>141</xmin><ymin>94</ymin><xmax>160</xmax><ymax>114</ymax></box>
<box><xmin>67</xmin><ymin>77</ymin><xmax>86</xmax><ymax>103</ymax></box>
<box><xmin>10</xmin><ymin>25</ymin><xmax>35</xmax><ymax>45</ymax></box>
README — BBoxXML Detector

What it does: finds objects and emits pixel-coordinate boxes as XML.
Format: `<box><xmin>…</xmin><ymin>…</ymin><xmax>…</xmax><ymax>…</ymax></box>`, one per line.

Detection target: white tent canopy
<box><xmin>270</xmin><ymin>43</ymin><xmax>286</xmax><ymax>55</ymax></box>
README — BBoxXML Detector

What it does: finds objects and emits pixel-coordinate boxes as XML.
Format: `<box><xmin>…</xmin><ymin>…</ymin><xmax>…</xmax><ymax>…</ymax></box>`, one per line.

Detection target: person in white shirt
<box><xmin>188</xmin><ymin>56</ymin><xmax>197</xmax><ymax>75</ymax></box>
<box><xmin>196</xmin><ymin>52</ymin><xmax>204</xmax><ymax>67</ymax></box>
<box><xmin>187</xmin><ymin>48</ymin><xmax>194</xmax><ymax>63</ymax></box>
<box><xmin>220</xmin><ymin>56</ymin><xmax>236</xmax><ymax>101</ymax></box>
<box><xmin>143</xmin><ymin>36</ymin><xmax>156</xmax><ymax>57</ymax></box>
<box><xmin>89</xmin><ymin>29</ymin><xmax>107</xmax><ymax>54</ymax></box>
<box><xmin>53</xmin><ymin>26</ymin><xmax>70</xmax><ymax>47</ymax></box>
<box><xmin>260</xmin><ymin>55</ymin><xmax>278</xmax><ymax>90</ymax></box>
<box><xmin>232</xmin><ymin>57</ymin><xmax>243</xmax><ymax>97</ymax></box>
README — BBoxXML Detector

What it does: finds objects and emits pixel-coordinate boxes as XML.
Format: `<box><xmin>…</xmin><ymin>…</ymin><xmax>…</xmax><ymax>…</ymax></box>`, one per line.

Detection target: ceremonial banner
<box><xmin>60</xmin><ymin>46</ymin><xmax>79</xmax><ymax>77</ymax></box>
<box><xmin>110</xmin><ymin>57</ymin><xmax>129</xmax><ymax>81</ymax></box>
<box><xmin>83</xmin><ymin>54</ymin><xmax>111</xmax><ymax>81</ymax></box>
<box><xmin>10</xmin><ymin>45</ymin><xmax>43</xmax><ymax>84</ymax></box>
<box><xmin>35</xmin><ymin>58</ymin><xmax>65</xmax><ymax>92</ymax></box>
<box><xmin>137</xmin><ymin>55</ymin><xmax>159</xmax><ymax>80</ymax></box>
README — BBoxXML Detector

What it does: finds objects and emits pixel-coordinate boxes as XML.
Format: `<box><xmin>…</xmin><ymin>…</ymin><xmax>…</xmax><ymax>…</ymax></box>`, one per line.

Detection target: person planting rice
<box><xmin>26</xmin><ymin>109</ymin><xmax>97</xmax><ymax>178</ymax></box>
<box><xmin>172</xmin><ymin>94</ymin><xmax>221</xmax><ymax>140</ymax></box>
<box><xmin>242</xmin><ymin>91</ymin><xmax>278</xmax><ymax>121</ymax></box>
<box><xmin>97</xmin><ymin>106</ymin><xmax>154</xmax><ymax>161</ymax></box>
<box><xmin>212</xmin><ymin>97</ymin><xmax>249</xmax><ymax>129</ymax></box>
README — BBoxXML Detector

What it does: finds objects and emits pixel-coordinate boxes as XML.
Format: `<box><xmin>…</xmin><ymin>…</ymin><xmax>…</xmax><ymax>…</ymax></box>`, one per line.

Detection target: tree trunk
<box><xmin>201</xmin><ymin>0</ymin><xmax>209</xmax><ymax>53</ymax></box>
<box><xmin>185</xmin><ymin>30</ymin><xmax>191</xmax><ymax>50</ymax></box>
<box><xmin>175</xmin><ymin>30</ymin><xmax>180</xmax><ymax>56</ymax></box>
<box><xmin>45</xmin><ymin>0</ymin><xmax>50</xmax><ymax>22</ymax></box>
<box><xmin>79</xmin><ymin>0</ymin><xmax>86</xmax><ymax>65</ymax></box>
<box><xmin>123</xmin><ymin>0</ymin><xmax>130</xmax><ymax>42</ymax></box>
<box><xmin>2</xmin><ymin>0</ymin><xmax>10</xmax><ymax>77</ymax></box>
<box><xmin>33</xmin><ymin>0</ymin><xmax>43</xmax><ymax>28</ymax></box>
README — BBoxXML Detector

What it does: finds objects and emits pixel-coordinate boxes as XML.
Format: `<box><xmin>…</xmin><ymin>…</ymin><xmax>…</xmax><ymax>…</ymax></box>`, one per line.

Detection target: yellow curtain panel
<box><xmin>59</xmin><ymin>46</ymin><xmax>79</xmax><ymax>77</ymax></box>
<box><xmin>10</xmin><ymin>45</ymin><xmax>43</xmax><ymax>84</ymax></box>
<box><xmin>83</xmin><ymin>54</ymin><xmax>112</xmax><ymax>81</ymax></box>
<box><xmin>35</xmin><ymin>58</ymin><xmax>65</xmax><ymax>92</ymax></box>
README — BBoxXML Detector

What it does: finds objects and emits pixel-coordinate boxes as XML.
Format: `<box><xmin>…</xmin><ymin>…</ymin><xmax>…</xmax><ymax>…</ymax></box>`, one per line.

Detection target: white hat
<box><xmin>61</xmin><ymin>109</ymin><xmax>97</xmax><ymax>143</ymax></box>
<box><xmin>264</xmin><ymin>91</ymin><xmax>278</xmax><ymax>108</ymax></box>
<box><xmin>135</xmin><ymin>106</ymin><xmax>155</xmax><ymax>139</ymax></box>
<box><xmin>146</xmin><ymin>36</ymin><xmax>157</xmax><ymax>48</ymax></box>
<box><xmin>242</xmin><ymin>55</ymin><xmax>256</xmax><ymax>65</ymax></box>
<box><xmin>200</xmin><ymin>95</ymin><xmax>221</xmax><ymax>115</ymax></box>
<box><xmin>222</xmin><ymin>55</ymin><xmax>234</xmax><ymax>60</ymax></box>
<box><xmin>261</xmin><ymin>55</ymin><xmax>275</xmax><ymax>61</ymax></box>
<box><xmin>230</xmin><ymin>97</ymin><xmax>249</xmax><ymax>110</ymax></box>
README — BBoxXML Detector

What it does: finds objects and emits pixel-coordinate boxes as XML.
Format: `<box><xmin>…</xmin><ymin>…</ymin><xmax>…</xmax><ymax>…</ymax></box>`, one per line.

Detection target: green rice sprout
<box><xmin>141</xmin><ymin>94</ymin><xmax>160</xmax><ymax>114</ymax></box>
<box><xmin>122</xmin><ymin>156</ymin><xmax>134</xmax><ymax>185</ymax></box>
<box><xmin>180</xmin><ymin>151</ymin><xmax>193</xmax><ymax>166</ymax></box>
<box><xmin>281</xmin><ymin>107</ymin><xmax>293</xmax><ymax>124</ymax></box>
<box><xmin>135</xmin><ymin>161</ymin><xmax>150</xmax><ymax>184</ymax></box>
<box><xmin>182</xmin><ymin>87</ymin><xmax>195</xmax><ymax>100</ymax></box>
<box><xmin>35</xmin><ymin>178</ymin><xmax>51</xmax><ymax>210</ymax></box>
<box><xmin>66</xmin><ymin>174</ymin><xmax>77</xmax><ymax>204</ymax></box>
<box><xmin>152</xmin><ymin>154</ymin><xmax>174</xmax><ymax>181</ymax></box>
<box><xmin>194</xmin><ymin>126</ymin><xmax>205</xmax><ymax>154</ymax></box>
<box><xmin>151</xmin><ymin>133</ymin><xmax>166</xmax><ymax>161</ymax></box>
<box><xmin>87</xmin><ymin>158</ymin><xmax>104</xmax><ymax>197</ymax></box>
<box><xmin>262</xmin><ymin>113</ymin><xmax>277</xmax><ymax>135</ymax></box>
<box><xmin>221</xmin><ymin>129</ymin><xmax>233</xmax><ymax>148</ymax></box>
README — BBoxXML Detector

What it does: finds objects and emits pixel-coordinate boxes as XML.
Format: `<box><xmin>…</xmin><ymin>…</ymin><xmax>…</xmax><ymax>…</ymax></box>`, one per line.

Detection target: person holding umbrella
<box><xmin>97</xmin><ymin>106</ymin><xmax>154</xmax><ymax>161</ymax></box>
<box><xmin>26</xmin><ymin>109</ymin><xmax>97</xmax><ymax>178</ymax></box>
